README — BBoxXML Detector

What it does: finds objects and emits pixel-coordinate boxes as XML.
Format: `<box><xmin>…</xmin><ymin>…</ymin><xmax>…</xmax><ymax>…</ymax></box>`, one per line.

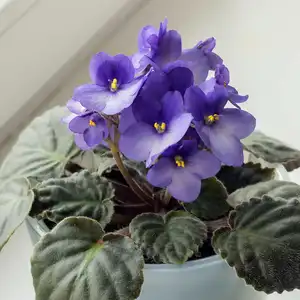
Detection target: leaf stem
<box><xmin>107</xmin><ymin>139</ymin><xmax>153</xmax><ymax>206</ymax></box>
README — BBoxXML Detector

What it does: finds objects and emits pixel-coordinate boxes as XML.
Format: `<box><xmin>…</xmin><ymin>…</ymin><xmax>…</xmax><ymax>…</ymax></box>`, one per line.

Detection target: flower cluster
<box><xmin>64</xmin><ymin>19</ymin><xmax>256</xmax><ymax>202</ymax></box>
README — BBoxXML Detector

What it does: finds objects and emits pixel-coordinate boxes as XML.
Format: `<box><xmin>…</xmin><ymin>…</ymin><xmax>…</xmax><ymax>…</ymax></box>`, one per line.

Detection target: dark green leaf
<box><xmin>216</xmin><ymin>162</ymin><xmax>275</xmax><ymax>194</ymax></box>
<box><xmin>0</xmin><ymin>178</ymin><xmax>34</xmax><ymax>250</ymax></box>
<box><xmin>213</xmin><ymin>196</ymin><xmax>300</xmax><ymax>293</ymax></box>
<box><xmin>129</xmin><ymin>211</ymin><xmax>207</xmax><ymax>264</ymax></box>
<box><xmin>243</xmin><ymin>131</ymin><xmax>300</xmax><ymax>171</ymax></box>
<box><xmin>34</xmin><ymin>170</ymin><xmax>114</xmax><ymax>226</ymax></box>
<box><xmin>31</xmin><ymin>217</ymin><xmax>144</xmax><ymax>300</ymax></box>
<box><xmin>0</xmin><ymin>106</ymin><xmax>79</xmax><ymax>182</ymax></box>
<box><xmin>227</xmin><ymin>180</ymin><xmax>300</xmax><ymax>207</ymax></box>
<box><xmin>184</xmin><ymin>177</ymin><xmax>230</xmax><ymax>220</ymax></box>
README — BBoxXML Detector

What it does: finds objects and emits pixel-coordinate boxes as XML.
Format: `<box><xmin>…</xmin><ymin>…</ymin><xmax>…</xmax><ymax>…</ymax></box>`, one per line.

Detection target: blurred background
<box><xmin>0</xmin><ymin>0</ymin><xmax>300</xmax><ymax>299</ymax></box>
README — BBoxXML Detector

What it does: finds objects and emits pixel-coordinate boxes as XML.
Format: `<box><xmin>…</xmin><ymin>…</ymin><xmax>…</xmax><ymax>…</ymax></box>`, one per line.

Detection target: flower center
<box><xmin>89</xmin><ymin>120</ymin><xmax>96</xmax><ymax>127</ymax></box>
<box><xmin>205</xmin><ymin>114</ymin><xmax>219</xmax><ymax>125</ymax></box>
<box><xmin>223</xmin><ymin>82</ymin><xmax>227</xmax><ymax>87</ymax></box>
<box><xmin>174</xmin><ymin>155</ymin><xmax>185</xmax><ymax>168</ymax></box>
<box><xmin>154</xmin><ymin>122</ymin><xmax>166</xmax><ymax>133</ymax></box>
<box><xmin>110</xmin><ymin>78</ymin><xmax>118</xmax><ymax>92</ymax></box>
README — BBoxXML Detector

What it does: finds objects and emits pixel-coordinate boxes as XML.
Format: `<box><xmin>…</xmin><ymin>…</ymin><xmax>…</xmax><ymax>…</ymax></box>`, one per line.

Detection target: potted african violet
<box><xmin>1</xmin><ymin>19</ymin><xmax>300</xmax><ymax>300</ymax></box>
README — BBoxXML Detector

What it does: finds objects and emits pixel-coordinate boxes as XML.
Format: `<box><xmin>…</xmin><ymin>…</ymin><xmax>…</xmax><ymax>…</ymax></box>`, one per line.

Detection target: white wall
<box><xmin>49</xmin><ymin>0</ymin><xmax>300</xmax><ymax>152</ymax></box>
<box><xmin>0</xmin><ymin>0</ymin><xmax>146</xmax><ymax>146</ymax></box>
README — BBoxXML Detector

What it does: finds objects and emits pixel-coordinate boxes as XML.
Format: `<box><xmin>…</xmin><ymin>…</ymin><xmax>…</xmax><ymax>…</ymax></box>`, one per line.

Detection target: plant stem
<box><xmin>107</xmin><ymin>139</ymin><xmax>153</xmax><ymax>206</ymax></box>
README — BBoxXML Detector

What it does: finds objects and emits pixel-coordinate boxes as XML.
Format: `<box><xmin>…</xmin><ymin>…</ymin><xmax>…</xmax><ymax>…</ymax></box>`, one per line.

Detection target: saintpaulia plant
<box><xmin>2</xmin><ymin>19</ymin><xmax>300</xmax><ymax>300</ymax></box>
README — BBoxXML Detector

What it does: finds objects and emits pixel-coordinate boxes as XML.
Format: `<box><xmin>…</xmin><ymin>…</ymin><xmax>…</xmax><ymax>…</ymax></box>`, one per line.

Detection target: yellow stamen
<box><xmin>110</xmin><ymin>78</ymin><xmax>118</xmax><ymax>92</ymax></box>
<box><xmin>223</xmin><ymin>82</ymin><xmax>227</xmax><ymax>87</ymax></box>
<box><xmin>175</xmin><ymin>155</ymin><xmax>185</xmax><ymax>168</ymax></box>
<box><xmin>154</xmin><ymin>122</ymin><xmax>166</xmax><ymax>133</ymax></box>
<box><xmin>206</xmin><ymin>114</ymin><xmax>219</xmax><ymax>125</ymax></box>
<box><xmin>89</xmin><ymin>120</ymin><xmax>96</xmax><ymax>127</ymax></box>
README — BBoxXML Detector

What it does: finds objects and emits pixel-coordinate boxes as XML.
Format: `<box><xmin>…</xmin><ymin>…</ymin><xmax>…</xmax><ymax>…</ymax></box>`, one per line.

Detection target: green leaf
<box><xmin>31</xmin><ymin>217</ymin><xmax>144</xmax><ymax>300</ymax></box>
<box><xmin>0</xmin><ymin>178</ymin><xmax>34</xmax><ymax>250</ymax></box>
<box><xmin>227</xmin><ymin>180</ymin><xmax>300</xmax><ymax>208</ymax></box>
<box><xmin>71</xmin><ymin>146</ymin><xmax>115</xmax><ymax>174</ymax></box>
<box><xmin>243</xmin><ymin>130</ymin><xmax>300</xmax><ymax>172</ymax></box>
<box><xmin>184</xmin><ymin>177</ymin><xmax>230</xmax><ymax>220</ymax></box>
<box><xmin>216</xmin><ymin>162</ymin><xmax>275</xmax><ymax>194</ymax></box>
<box><xmin>212</xmin><ymin>196</ymin><xmax>300</xmax><ymax>293</ymax></box>
<box><xmin>34</xmin><ymin>170</ymin><xmax>114</xmax><ymax>226</ymax></box>
<box><xmin>0</xmin><ymin>106</ymin><xmax>79</xmax><ymax>182</ymax></box>
<box><xmin>129</xmin><ymin>211</ymin><xmax>207</xmax><ymax>264</ymax></box>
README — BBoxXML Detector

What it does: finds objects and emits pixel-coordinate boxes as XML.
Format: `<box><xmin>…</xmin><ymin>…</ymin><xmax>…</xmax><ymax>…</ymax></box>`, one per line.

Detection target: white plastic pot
<box><xmin>138</xmin><ymin>255</ymin><xmax>266</xmax><ymax>300</ymax></box>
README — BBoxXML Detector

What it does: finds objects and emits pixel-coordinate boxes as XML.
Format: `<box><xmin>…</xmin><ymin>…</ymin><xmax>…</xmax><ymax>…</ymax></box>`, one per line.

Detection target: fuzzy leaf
<box><xmin>243</xmin><ymin>131</ymin><xmax>300</xmax><ymax>171</ymax></box>
<box><xmin>34</xmin><ymin>171</ymin><xmax>114</xmax><ymax>226</ymax></box>
<box><xmin>129</xmin><ymin>211</ymin><xmax>207</xmax><ymax>264</ymax></box>
<box><xmin>31</xmin><ymin>217</ymin><xmax>144</xmax><ymax>300</ymax></box>
<box><xmin>71</xmin><ymin>146</ymin><xmax>115</xmax><ymax>174</ymax></box>
<box><xmin>184</xmin><ymin>177</ymin><xmax>230</xmax><ymax>220</ymax></box>
<box><xmin>216</xmin><ymin>162</ymin><xmax>275</xmax><ymax>194</ymax></box>
<box><xmin>227</xmin><ymin>180</ymin><xmax>300</xmax><ymax>208</ymax></box>
<box><xmin>0</xmin><ymin>178</ymin><xmax>34</xmax><ymax>250</ymax></box>
<box><xmin>0</xmin><ymin>106</ymin><xmax>79</xmax><ymax>182</ymax></box>
<box><xmin>213</xmin><ymin>196</ymin><xmax>300</xmax><ymax>293</ymax></box>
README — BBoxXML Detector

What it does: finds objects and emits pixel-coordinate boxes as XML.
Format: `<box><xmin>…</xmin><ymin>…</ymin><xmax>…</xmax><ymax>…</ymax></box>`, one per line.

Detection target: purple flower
<box><xmin>73</xmin><ymin>52</ymin><xmax>145</xmax><ymax>115</ymax></box>
<box><xmin>119</xmin><ymin>91</ymin><xmax>193</xmax><ymax>166</ymax></box>
<box><xmin>64</xmin><ymin>99</ymin><xmax>108</xmax><ymax>150</ymax></box>
<box><xmin>179</xmin><ymin>38</ymin><xmax>223</xmax><ymax>85</ymax></box>
<box><xmin>147</xmin><ymin>140</ymin><xmax>221</xmax><ymax>202</ymax></box>
<box><xmin>215</xmin><ymin>64</ymin><xmax>249</xmax><ymax>106</ymax></box>
<box><xmin>132</xmin><ymin>19</ymin><xmax>182</xmax><ymax>71</ymax></box>
<box><xmin>185</xmin><ymin>85</ymin><xmax>256</xmax><ymax>166</ymax></box>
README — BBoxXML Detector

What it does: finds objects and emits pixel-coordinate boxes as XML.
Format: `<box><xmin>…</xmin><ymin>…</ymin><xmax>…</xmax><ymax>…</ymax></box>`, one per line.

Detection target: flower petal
<box><xmin>68</xmin><ymin>114</ymin><xmax>91</xmax><ymax>133</ymax></box>
<box><xmin>119</xmin><ymin>123</ymin><xmax>158</xmax><ymax>161</ymax></box>
<box><xmin>198</xmin><ymin>78</ymin><xmax>216</xmax><ymax>95</ymax></box>
<box><xmin>208</xmin><ymin>125</ymin><xmax>244</xmax><ymax>166</ymax></box>
<box><xmin>62</xmin><ymin>113</ymin><xmax>77</xmax><ymax>125</ymax></box>
<box><xmin>186</xmin><ymin>150</ymin><xmax>221</xmax><ymax>179</ymax></box>
<box><xmin>179</xmin><ymin>48</ymin><xmax>209</xmax><ymax>84</ymax></box>
<box><xmin>184</xmin><ymin>86</ymin><xmax>207</xmax><ymax>121</ymax></box>
<box><xmin>155</xmin><ymin>30</ymin><xmax>182</xmax><ymax>67</ymax></box>
<box><xmin>83</xmin><ymin>126</ymin><xmax>105</xmax><ymax>147</ymax></box>
<box><xmin>161</xmin><ymin>91</ymin><xmax>184</xmax><ymax>123</ymax></box>
<box><xmin>215</xmin><ymin>64</ymin><xmax>230</xmax><ymax>85</ymax></box>
<box><xmin>102</xmin><ymin>76</ymin><xmax>144</xmax><ymax>115</ymax></box>
<box><xmin>219</xmin><ymin>108</ymin><xmax>256</xmax><ymax>139</ymax></box>
<box><xmin>74</xmin><ymin>134</ymin><xmax>93</xmax><ymax>150</ymax></box>
<box><xmin>147</xmin><ymin>157</ymin><xmax>175</xmax><ymax>187</ymax></box>
<box><xmin>119</xmin><ymin>107</ymin><xmax>137</xmax><ymax>134</ymax></box>
<box><xmin>75</xmin><ymin>84</ymin><xmax>109</xmax><ymax>112</ymax></box>
<box><xmin>138</xmin><ymin>25</ymin><xmax>158</xmax><ymax>52</ymax></box>
<box><xmin>89</xmin><ymin>52</ymin><xmax>112</xmax><ymax>86</ymax></box>
<box><xmin>66</xmin><ymin>99</ymin><xmax>86</xmax><ymax>114</ymax></box>
<box><xmin>149</xmin><ymin>112</ymin><xmax>193</xmax><ymax>161</ymax></box>
<box><xmin>227</xmin><ymin>86</ymin><xmax>249</xmax><ymax>104</ymax></box>
<box><xmin>114</xmin><ymin>54</ymin><xmax>135</xmax><ymax>84</ymax></box>
<box><xmin>167</xmin><ymin>170</ymin><xmax>201</xmax><ymax>202</ymax></box>
<box><xmin>165</xmin><ymin>63</ymin><xmax>194</xmax><ymax>95</ymax></box>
